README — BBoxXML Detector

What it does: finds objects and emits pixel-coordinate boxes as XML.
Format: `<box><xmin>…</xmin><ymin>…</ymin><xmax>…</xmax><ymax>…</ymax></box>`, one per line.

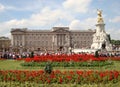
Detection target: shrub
<box><xmin>44</xmin><ymin>62</ymin><xmax>53</xmax><ymax>74</ymax></box>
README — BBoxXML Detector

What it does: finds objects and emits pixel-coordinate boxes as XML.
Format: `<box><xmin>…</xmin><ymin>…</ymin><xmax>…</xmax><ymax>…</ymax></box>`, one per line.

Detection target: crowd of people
<box><xmin>0</xmin><ymin>51</ymin><xmax>29</xmax><ymax>59</ymax></box>
<box><xmin>98</xmin><ymin>51</ymin><xmax>120</xmax><ymax>57</ymax></box>
<box><xmin>0</xmin><ymin>50</ymin><xmax>120</xmax><ymax>59</ymax></box>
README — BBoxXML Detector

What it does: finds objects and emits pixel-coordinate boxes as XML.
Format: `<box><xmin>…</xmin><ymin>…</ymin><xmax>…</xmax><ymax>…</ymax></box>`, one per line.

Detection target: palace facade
<box><xmin>11</xmin><ymin>27</ymin><xmax>95</xmax><ymax>52</ymax></box>
<box><xmin>0</xmin><ymin>37</ymin><xmax>11</xmax><ymax>52</ymax></box>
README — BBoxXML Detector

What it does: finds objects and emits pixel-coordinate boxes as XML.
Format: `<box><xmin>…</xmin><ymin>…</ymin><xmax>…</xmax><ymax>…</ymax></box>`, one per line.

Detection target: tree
<box><xmin>111</xmin><ymin>40</ymin><xmax>120</xmax><ymax>45</ymax></box>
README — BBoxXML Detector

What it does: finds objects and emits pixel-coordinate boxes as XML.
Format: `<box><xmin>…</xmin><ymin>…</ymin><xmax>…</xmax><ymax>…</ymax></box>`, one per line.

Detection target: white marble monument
<box><xmin>91</xmin><ymin>9</ymin><xmax>112</xmax><ymax>51</ymax></box>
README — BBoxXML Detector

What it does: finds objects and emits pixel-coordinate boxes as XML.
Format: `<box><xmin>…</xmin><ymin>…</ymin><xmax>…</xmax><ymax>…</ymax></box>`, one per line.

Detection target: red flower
<box><xmin>47</xmin><ymin>79</ymin><xmax>51</xmax><ymax>83</ymax></box>
<box><xmin>59</xmin><ymin>77</ymin><xmax>63</xmax><ymax>84</ymax></box>
<box><xmin>99</xmin><ymin>72</ymin><xmax>106</xmax><ymax>78</ymax></box>
<box><xmin>25</xmin><ymin>58</ymin><xmax>32</xmax><ymax>62</ymax></box>
<box><xmin>66</xmin><ymin>76</ymin><xmax>72</xmax><ymax>80</ymax></box>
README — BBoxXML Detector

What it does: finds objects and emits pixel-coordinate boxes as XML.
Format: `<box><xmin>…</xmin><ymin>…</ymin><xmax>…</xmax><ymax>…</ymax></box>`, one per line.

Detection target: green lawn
<box><xmin>0</xmin><ymin>82</ymin><xmax>120</xmax><ymax>87</ymax></box>
<box><xmin>0</xmin><ymin>60</ymin><xmax>42</xmax><ymax>70</ymax></box>
<box><xmin>0</xmin><ymin>60</ymin><xmax>120</xmax><ymax>87</ymax></box>
<box><xmin>0</xmin><ymin>60</ymin><xmax>120</xmax><ymax>71</ymax></box>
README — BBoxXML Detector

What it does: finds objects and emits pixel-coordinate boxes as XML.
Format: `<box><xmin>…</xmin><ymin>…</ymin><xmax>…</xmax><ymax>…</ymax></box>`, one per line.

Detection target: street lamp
<box><xmin>52</xmin><ymin>41</ymin><xmax>54</xmax><ymax>51</ymax></box>
<box><xmin>9</xmin><ymin>45</ymin><xmax>12</xmax><ymax>53</ymax></box>
<box><xmin>19</xmin><ymin>44</ymin><xmax>23</xmax><ymax>55</ymax></box>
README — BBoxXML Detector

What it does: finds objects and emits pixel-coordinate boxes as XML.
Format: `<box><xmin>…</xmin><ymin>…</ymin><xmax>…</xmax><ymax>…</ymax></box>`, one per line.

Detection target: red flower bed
<box><xmin>24</xmin><ymin>54</ymin><xmax>120</xmax><ymax>62</ymax></box>
<box><xmin>0</xmin><ymin>70</ymin><xmax>120</xmax><ymax>84</ymax></box>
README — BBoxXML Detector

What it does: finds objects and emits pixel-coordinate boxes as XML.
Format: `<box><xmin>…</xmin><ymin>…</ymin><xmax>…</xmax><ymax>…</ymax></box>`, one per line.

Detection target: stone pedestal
<box><xmin>91</xmin><ymin>23</ymin><xmax>112</xmax><ymax>51</ymax></box>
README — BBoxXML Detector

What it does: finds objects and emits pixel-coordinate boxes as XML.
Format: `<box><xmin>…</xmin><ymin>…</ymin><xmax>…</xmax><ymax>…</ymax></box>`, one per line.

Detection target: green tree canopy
<box><xmin>111</xmin><ymin>39</ymin><xmax>120</xmax><ymax>45</ymax></box>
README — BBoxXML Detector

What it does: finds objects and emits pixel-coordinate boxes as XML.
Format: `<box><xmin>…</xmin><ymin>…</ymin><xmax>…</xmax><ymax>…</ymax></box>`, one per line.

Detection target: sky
<box><xmin>0</xmin><ymin>0</ymin><xmax>120</xmax><ymax>40</ymax></box>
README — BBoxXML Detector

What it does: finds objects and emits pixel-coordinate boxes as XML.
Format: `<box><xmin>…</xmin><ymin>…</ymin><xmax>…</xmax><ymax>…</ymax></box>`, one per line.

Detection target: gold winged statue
<box><xmin>97</xmin><ymin>9</ymin><xmax>104</xmax><ymax>23</ymax></box>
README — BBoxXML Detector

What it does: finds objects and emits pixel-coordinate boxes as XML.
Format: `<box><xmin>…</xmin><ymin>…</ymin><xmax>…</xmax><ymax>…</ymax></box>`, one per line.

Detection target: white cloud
<box><xmin>69</xmin><ymin>20</ymin><xmax>81</xmax><ymax>29</ymax></box>
<box><xmin>107</xmin><ymin>28</ymin><xmax>120</xmax><ymax>40</ymax></box>
<box><xmin>108</xmin><ymin>16</ymin><xmax>120</xmax><ymax>39</ymax></box>
<box><xmin>0</xmin><ymin>0</ymin><xmax>93</xmax><ymax>37</ymax></box>
<box><xmin>109</xmin><ymin>16</ymin><xmax>120</xmax><ymax>23</ymax></box>
<box><xmin>27</xmin><ymin>7</ymin><xmax>74</xmax><ymax>27</ymax></box>
<box><xmin>0</xmin><ymin>0</ymin><xmax>44</xmax><ymax>12</ymax></box>
<box><xmin>0</xmin><ymin>4</ymin><xmax>19</xmax><ymax>12</ymax></box>
<box><xmin>0</xmin><ymin>6</ymin><xmax>75</xmax><ymax>37</ymax></box>
<box><xmin>0</xmin><ymin>4</ymin><xmax>5</xmax><ymax>12</ymax></box>
<box><xmin>69</xmin><ymin>17</ymin><xmax>96</xmax><ymax>30</ymax></box>
<box><xmin>0</xmin><ymin>19</ymin><xmax>23</xmax><ymax>36</ymax></box>
<box><xmin>0</xmin><ymin>5</ymin><xmax>96</xmax><ymax>37</ymax></box>
<box><xmin>63</xmin><ymin>0</ymin><xmax>92</xmax><ymax>13</ymax></box>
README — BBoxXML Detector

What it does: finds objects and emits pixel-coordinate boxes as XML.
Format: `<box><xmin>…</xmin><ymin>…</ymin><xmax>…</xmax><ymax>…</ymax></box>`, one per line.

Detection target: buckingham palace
<box><xmin>11</xmin><ymin>27</ymin><xmax>95</xmax><ymax>52</ymax></box>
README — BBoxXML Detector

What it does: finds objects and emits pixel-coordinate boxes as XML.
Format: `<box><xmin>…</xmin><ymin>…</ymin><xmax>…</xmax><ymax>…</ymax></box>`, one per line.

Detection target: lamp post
<box><xmin>52</xmin><ymin>42</ymin><xmax>54</xmax><ymax>51</ymax></box>
<box><xmin>19</xmin><ymin>44</ymin><xmax>23</xmax><ymax>55</ymax></box>
<box><xmin>27</xmin><ymin>48</ymin><xmax>30</xmax><ymax>53</ymax></box>
<box><xmin>69</xmin><ymin>36</ymin><xmax>74</xmax><ymax>54</ymax></box>
<box><xmin>9</xmin><ymin>45</ymin><xmax>12</xmax><ymax>53</ymax></box>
